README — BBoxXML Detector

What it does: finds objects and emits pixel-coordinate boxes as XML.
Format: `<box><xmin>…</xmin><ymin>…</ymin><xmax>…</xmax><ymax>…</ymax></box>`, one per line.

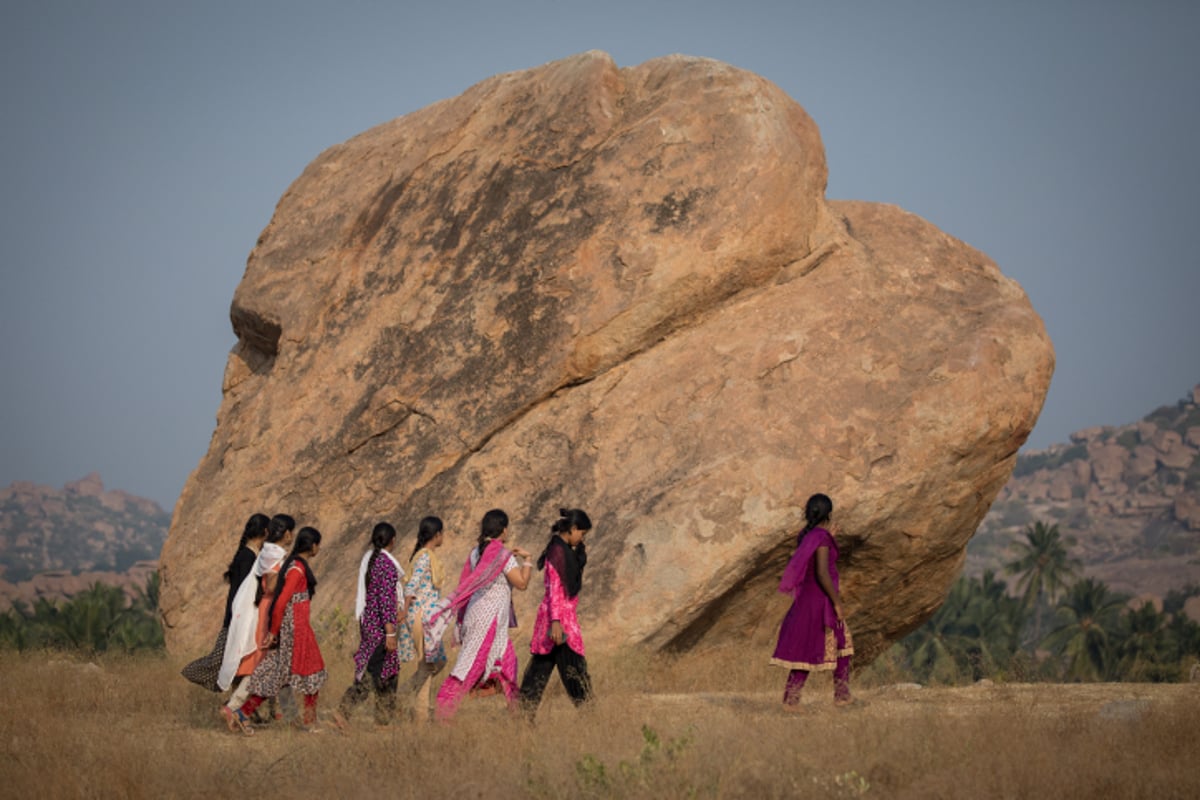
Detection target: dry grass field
<box><xmin>2</xmin><ymin>647</ymin><xmax>1198</xmax><ymax>799</ymax></box>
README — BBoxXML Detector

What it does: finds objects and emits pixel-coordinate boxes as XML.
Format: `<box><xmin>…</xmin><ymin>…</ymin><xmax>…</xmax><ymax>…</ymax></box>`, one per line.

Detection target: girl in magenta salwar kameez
<box><xmin>428</xmin><ymin>508</ymin><xmax>532</xmax><ymax>721</ymax></box>
<box><xmin>771</xmin><ymin>493</ymin><xmax>855</xmax><ymax>708</ymax></box>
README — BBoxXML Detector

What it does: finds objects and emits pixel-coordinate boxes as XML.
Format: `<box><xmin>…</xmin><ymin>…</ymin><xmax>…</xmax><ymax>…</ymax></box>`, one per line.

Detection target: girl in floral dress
<box><xmin>403</xmin><ymin>515</ymin><xmax>447</xmax><ymax>722</ymax></box>
<box><xmin>334</xmin><ymin>522</ymin><xmax>412</xmax><ymax>727</ymax></box>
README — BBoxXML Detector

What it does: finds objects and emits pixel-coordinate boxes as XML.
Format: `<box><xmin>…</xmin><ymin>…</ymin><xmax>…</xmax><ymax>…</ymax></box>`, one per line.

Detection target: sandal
<box><xmin>221</xmin><ymin>706</ymin><xmax>255</xmax><ymax>735</ymax></box>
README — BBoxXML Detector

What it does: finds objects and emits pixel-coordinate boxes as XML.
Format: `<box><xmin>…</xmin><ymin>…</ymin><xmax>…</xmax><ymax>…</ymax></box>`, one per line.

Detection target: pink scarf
<box><xmin>424</xmin><ymin>539</ymin><xmax>515</xmax><ymax>655</ymax></box>
<box><xmin>778</xmin><ymin>527</ymin><xmax>831</xmax><ymax>595</ymax></box>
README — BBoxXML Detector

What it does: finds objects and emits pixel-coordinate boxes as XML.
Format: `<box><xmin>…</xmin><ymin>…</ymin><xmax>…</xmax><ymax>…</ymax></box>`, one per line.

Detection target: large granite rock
<box><xmin>159</xmin><ymin>52</ymin><xmax>1053</xmax><ymax>663</ymax></box>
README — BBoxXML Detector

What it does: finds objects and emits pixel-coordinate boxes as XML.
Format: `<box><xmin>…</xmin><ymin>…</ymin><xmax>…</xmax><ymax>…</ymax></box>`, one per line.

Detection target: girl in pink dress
<box><xmin>519</xmin><ymin>508</ymin><xmax>594</xmax><ymax>716</ymax></box>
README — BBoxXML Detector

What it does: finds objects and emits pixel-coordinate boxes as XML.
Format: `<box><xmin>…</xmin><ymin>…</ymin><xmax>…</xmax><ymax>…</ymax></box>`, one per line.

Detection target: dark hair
<box><xmin>266</xmin><ymin>513</ymin><xmax>296</xmax><ymax>544</ymax></box>
<box><xmin>268</xmin><ymin>527</ymin><xmax>321</xmax><ymax>626</ymax></box>
<box><xmin>477</xmin><ymin>509</ymin><xmax>509</xmax><ymax>552</ymax></box>
<box><xmin>224</xmin><ymin>513</ymin><xmax>269</xmax><ymax>583</ymax></box>
<box><xmin>253</xmin><ymin>513</ymin><xmax>297</xmax><ymax>608</ymax></box>
<box><xmin>410</xmin><ymin>516</ymin><xmax>444</xmax><ymax>562</ymax></box>
<box><xmin>366</xmin><ymin>522</ymin><xmax>397</xmax><ymax>590</ymax></box>
<box><xmin>797</xmin><ymin>493</ymin><xmax>833</xmax><ymax>543</ymax></box>
<box><xmin>552</xmin><ymin>508</ymin><xmax>591</xmax><ymax>535</ymax></box>
<box><xmin>537</xmin><ymin>507</ymin><xmax>591</xmax><ymax>597</ymax></box>
<box><xmin>537</xmin><ymin>508</ymin><xmax>592</xmax><ymax>571</ymax></box>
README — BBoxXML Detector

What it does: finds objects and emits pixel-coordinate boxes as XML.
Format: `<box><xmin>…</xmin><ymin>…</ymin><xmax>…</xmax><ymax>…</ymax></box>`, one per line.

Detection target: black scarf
<box><xmin>537</xmin><ymin>535</ymin><xmax>586</xmax><ymax>598</ymax></box>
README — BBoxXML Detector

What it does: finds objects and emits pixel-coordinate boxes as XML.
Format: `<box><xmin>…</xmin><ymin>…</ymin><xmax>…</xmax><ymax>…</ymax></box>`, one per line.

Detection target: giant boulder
<box><xmin>159</xmin><ymin>51</ymin><xmax>1053</xmax><ymax>662</ymax></box>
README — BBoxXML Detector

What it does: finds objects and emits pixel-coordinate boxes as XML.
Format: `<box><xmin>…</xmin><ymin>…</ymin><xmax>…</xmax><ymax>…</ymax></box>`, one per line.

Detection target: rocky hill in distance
<box><xmin>0</xmin><ymin>473</ymin><xmax>169</xmax><ymax>607</ymax></box>
<box><xmin>968</xmin><ymin>383</ymin><xmax>1200</xmax><ymax>601</ymax></box>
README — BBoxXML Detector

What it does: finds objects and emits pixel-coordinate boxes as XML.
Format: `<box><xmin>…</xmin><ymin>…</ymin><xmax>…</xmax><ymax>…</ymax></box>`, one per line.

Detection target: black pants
<box><xmin>339</xmin><ymin>673</ymin><xmax>398</xmax><ymax>724</ymax></box>
<box><xmin>519</xmin><ymin>643</ymin><xmax>593</xmax><ymax>714</ymax></box>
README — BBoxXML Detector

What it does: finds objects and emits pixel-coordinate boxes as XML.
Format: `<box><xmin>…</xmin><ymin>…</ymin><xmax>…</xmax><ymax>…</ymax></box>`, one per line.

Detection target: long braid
<box><xmin>477</xmin><ymin>509</ymin><xmax>509</xmax><ymax>558</ymax></box>
<box><xmin>796</xmin><ymin>494</ymin><xmax>833</xmax><ymax>545</ymax></box>
<box><xmin>224</xmin><ymin>513</ymin><xmax>269</xmax><ymax>583</ymax></box>
<box><xmin>366</xmin><ymin>522</ymin><xmax>396</xmax><ymax>591</ymax></box>
<box><xmin>410</xmin><ymin>516</ymin><xmax>444</xmax><ymax>562</ymax></box>
<box><xmin>267</xmin><ymin>527</ymin><xmax>321</xmax><ymax>628</ymax></box>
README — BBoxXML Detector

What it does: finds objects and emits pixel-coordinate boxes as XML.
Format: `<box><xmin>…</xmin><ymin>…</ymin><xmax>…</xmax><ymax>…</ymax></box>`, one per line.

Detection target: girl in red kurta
<box><xmin>230</xmin><ymin>527</ymin><xmax>327</xmax><ymax>733</ymax></box>
<box><xmin>518</xmin><ymin>508</ymin><xmax>594</xmax><ymax>716</ymax></box>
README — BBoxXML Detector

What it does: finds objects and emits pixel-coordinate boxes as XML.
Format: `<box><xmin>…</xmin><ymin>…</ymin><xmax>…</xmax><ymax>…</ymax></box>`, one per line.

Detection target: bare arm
<box><xmin>504</xmin><ymin>546</ymin><xmax>533</xmax><ymax>591</ymax></box>
<box><xmin>815</xmin><ymin>547</ymin><xmax>845</xmax><ymax>621</ymax></box>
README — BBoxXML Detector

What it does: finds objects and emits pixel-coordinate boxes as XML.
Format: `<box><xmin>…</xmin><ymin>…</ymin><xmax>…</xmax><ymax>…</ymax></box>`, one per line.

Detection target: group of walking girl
<box><xmin>181</xmin><ymin>513</ymin><xmax>328</xmax><ymax>732</ymax></box>
<box><xmin>183</xmin><ymin>491</ymin><xmax>855</xmax><ymax>727</ymax></box>
<box><xmin>182</xmin><ymin>506</ymin><xmax>597</xmax><ymax>733</ymax></box>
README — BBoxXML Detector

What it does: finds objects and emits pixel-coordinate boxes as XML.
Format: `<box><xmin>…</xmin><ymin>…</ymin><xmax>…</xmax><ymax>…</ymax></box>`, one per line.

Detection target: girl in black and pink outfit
<box><xmin>518</xmin><ymin>508</ymin><xmax>594</xmax><ymax>717</ymax></box>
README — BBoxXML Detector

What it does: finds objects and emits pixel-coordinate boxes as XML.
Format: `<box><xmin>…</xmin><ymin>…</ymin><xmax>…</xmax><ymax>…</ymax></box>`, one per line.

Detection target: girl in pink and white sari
<box><xmin>428</xmin><ymin>509</ymin><xmax>532</xmax><ymax>721</ymax></box>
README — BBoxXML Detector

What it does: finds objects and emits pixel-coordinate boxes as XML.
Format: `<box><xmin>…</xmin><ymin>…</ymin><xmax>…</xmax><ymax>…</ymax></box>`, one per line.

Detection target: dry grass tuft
<box><xmin>2</xmin><ymin>647</ymin><xmax>1198</xmax><ymax>799</ymax></box>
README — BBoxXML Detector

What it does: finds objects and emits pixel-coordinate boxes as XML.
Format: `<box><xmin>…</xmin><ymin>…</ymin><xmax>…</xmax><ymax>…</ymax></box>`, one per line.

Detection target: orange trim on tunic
<box><xmin>769</xmin><ymin>626</ymin><xmax>855</xmax><ymax>671</ymax></box>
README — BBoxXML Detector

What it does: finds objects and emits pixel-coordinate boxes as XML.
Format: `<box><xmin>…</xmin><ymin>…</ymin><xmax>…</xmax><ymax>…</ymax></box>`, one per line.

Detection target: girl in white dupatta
<box><xmin>332</xmin><ymin>522</ymin><xmax>413</xmax><ymax>728</ymax></box>
<box><xmin>219</xmin><ymin>514</ymin><xmax>294</xmax><ymax>728</ymax></box>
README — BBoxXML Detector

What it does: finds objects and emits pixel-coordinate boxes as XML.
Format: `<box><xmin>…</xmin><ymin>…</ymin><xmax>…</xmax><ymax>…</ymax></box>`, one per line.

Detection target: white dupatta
<box><xmin>354</xmin><ymin>548</ymin><xmax>405</xmax><ymax>621</ymax></box>
<box><xmin>217</xmin><ymin>542</ymin><xmax>286</xmax><ymax>691</ymax></box>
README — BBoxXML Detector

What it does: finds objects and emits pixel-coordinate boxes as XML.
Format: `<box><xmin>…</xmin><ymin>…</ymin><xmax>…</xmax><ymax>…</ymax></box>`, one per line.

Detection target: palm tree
<box><xmin>1004</xmin><ymin>521</ymin><xmax>1080</xmax><ymax>643</ymax></box>
<box><xmin>115</xmin><ymin>573</ymin><xmax>165</xmax><ymax>651</ymax></box>
<box><xmin>1117</xmin><ymin>601</ymin><xmax>1171</xmax><ymax>681</ymax></box>
<box><xmin>1041</xmin><ymin>577</ymin><xmax>1127</xmax><ymax>681</ymax></box>
<box><xmin>907</xmin><ymin>577</ymin><xmax>974</xmax><ymax>683</ymax></box>
<box><xmin>905</xmin><ymin>572</ymin><xmax>1027</xmax><ymax>683</ymax></box>
<box><xmin>51</xmin><ymin>582</ymin><xmax>132</xmax><ymax>652</ymax></box>
<box><xmin>0</xmin><ymin>606</ymin><xmax>31</xmax><ymax>651</ymax></box>
<box><xmin>960</xmin><ymin>571</ymin><xmax>1026</xmax><ymax>673</ymax></box>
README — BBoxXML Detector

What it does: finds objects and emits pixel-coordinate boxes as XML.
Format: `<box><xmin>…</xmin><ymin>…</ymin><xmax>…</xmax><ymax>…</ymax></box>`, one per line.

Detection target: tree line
<box><xmin>0</xmin><ymin>573</ymin><xmax>163</xmax><ymax>653</ymax></box>
<box><xmin>898</xmin><ymin>521</ymin><xmax>1200</xmax><ymax>683</ymax></box>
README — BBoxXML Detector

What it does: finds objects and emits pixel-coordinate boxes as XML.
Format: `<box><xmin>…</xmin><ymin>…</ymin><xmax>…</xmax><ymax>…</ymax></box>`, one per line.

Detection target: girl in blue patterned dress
<box><xmin>403</xmin><ymin>515</ymin><xmax>448</xmax><ymax>721</ymax></box>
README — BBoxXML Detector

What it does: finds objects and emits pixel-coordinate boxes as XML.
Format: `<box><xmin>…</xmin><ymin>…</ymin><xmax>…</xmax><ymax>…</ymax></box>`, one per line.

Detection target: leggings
<box><xmin>404</xmin><ymin>660</ymin><xmax>446</xmax><ymax>722</ymax></box>
<box><xmin>243</xmin><ymin>691</ymin><xmax>318</xmax><ymax>724</ymax></box>
<box><xmin>225</xmin><ymin>677</ymin><xmax>251</xmax><ymax>712</ymax></box>
<box><xmin>784</xmin><ymin>655</ymin><xmax>851</xmax><ymax>705</ymax></box>
<box><xmin>518</xmin><ymin>643</ymin><xmax>593</xmax><ymax>715</ymax></box>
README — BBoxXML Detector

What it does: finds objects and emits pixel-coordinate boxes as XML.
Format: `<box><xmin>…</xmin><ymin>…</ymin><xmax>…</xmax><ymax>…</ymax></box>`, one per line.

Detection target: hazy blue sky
<box><xmin>2</xmin><ymin>1</ymin><xmax>1197</xmax><ymax>510</ymax></box>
